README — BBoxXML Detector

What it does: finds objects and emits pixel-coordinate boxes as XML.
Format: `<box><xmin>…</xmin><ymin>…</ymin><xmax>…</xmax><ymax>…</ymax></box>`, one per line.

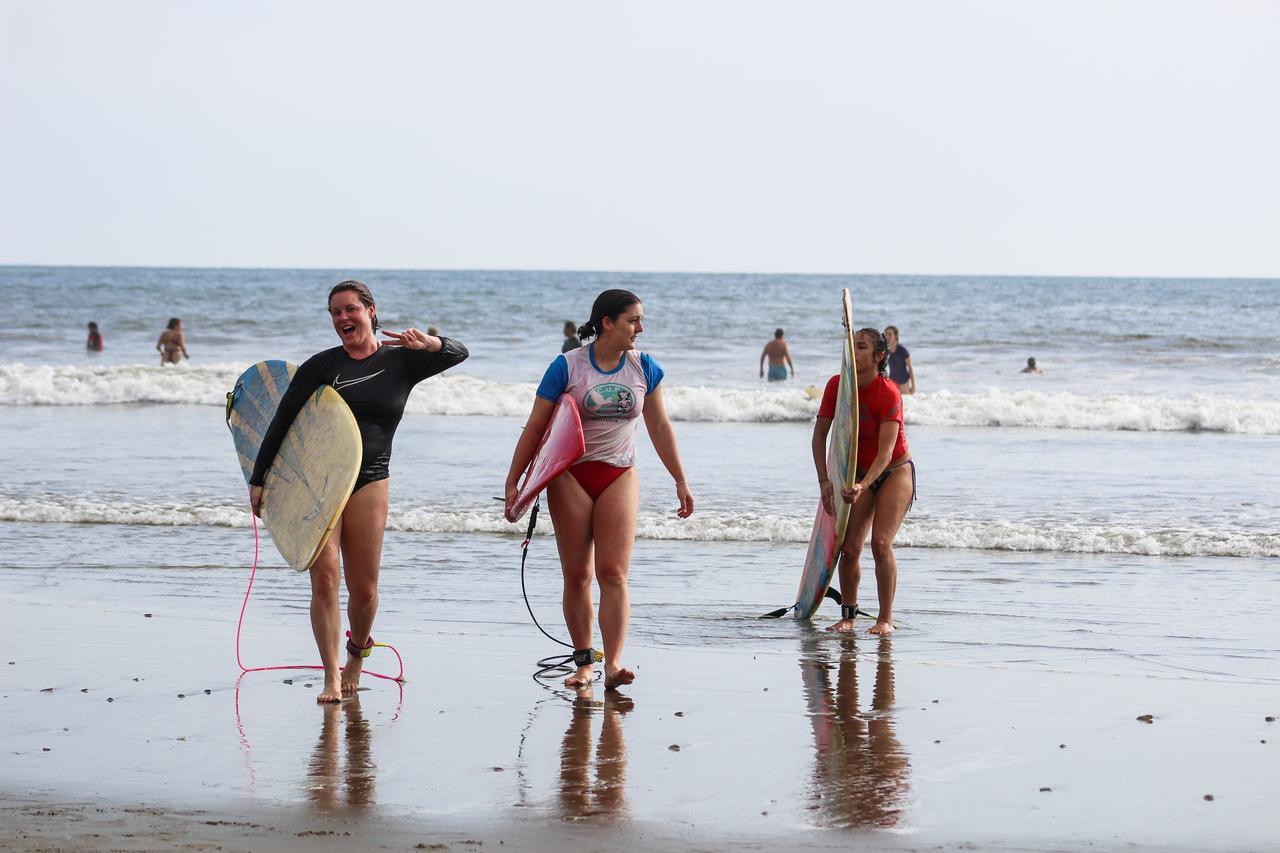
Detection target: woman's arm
<box><xmin>812</xmin><ymin>416</ymin><xmax>835</xmax><ymax>515</ymax></box>
<box><xmin>905</xmin><ymin>357</ymin><xmax>916</xmax><ymax>394</ymax></box>
<box><xmin>642</xmin><ymin>386</ymin><xmax>693</xmax><ymax>518</ymax></box>
<box><xmin>177</xmin><ymin>331</ymin><xmax>189</xmax><ymax>359</ymax></box>
<box><xmin>503</xmin><ymin>396</ymin><xmax>556</xmax><ymax>516</ymax></box>
<box><xmin>247</xmin><ymin>358</ymin><xmax>324</xmax><ymax>514</ymax></box>
<box><xmin>843</xmin><ymin>422</ymin><xmax>901</xmax><ymax>504</ymax></box>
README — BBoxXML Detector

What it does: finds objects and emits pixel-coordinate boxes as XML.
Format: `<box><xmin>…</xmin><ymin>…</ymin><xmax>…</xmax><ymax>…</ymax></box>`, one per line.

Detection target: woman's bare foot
<box><xmin>317</xmin><ymin>674</ymin><xmax>343</xmax><ymax>704</ymax></box>
<box><xmin>565</xmin><ymin>665</ymin><xmax>594</xmax><ymax>688</ymax></box>
<box><xmin>826</xmin><ymin>618</ymin><xmax>855</xmax><ymax>632</ymax></box>
<box><xmin>341</xmin><ymin>655</ymin><xmax>364</xmax><ymax>695</ymax></box>
<box><xmin>603</xmin><ymin>665</ymin><xmax>635</xmax><ymax>691</ymax></box>
<box><xmin>868</xmin><ymin>619</ymin><xmax>895</xmax><ymax>635</ymax></box>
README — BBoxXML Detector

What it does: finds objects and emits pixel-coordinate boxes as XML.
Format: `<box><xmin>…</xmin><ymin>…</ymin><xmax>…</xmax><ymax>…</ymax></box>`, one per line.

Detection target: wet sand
<box><xmin>3</xmin><ymin>554</ymin><xmax>1278</xmax><ymax>852</ymax></box>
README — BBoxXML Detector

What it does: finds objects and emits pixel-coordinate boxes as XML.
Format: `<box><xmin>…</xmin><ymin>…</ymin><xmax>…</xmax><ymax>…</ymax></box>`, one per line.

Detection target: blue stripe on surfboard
<box><xmin>229</xmin><ymin>360</ymin><xmax>296</xmax><ymax>484</ymax></box>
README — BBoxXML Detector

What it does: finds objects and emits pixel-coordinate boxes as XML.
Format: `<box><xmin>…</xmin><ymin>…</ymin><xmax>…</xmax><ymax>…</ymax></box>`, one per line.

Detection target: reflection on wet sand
<box><xmin>306</xmin><ymin>696</ymin><xmax>377</xmax><ymax>811</ymax></box>
<box><xmin>801</xmin><ymin>634</ymin><xmax>910</xmax><ymax>828</ymax></box>
<box><xmin>557</xmin><ymin>687</ymin><xmax>633</xmax><ymax>821</ymax></box>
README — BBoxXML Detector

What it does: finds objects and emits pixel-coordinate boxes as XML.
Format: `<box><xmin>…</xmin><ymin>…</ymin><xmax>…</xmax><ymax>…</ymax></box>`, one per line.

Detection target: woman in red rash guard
<box><xmin>812</xmin><ymin>328</ymin><xmax>915</xmax><ymax>635</ymax></box>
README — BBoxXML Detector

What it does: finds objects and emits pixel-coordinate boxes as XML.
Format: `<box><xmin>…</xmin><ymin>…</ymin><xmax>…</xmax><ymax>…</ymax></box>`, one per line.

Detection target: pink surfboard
<box><xmin>506</xmin><ymin>394</ymin><xmax>585</xmax><ymax>523</ymax></box>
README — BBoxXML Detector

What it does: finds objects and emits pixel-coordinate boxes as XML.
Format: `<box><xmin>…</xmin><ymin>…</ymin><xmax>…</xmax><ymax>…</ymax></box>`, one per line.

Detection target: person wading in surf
<box><xmin>505</xmin><ymin>289</ymin><xmax>693</xmax><ymax>690</ymax></box>
<box><xmin>813</xmin><ymin>328</ymin><xmax>915</xmax><ymax>635</ymax></box>
<box><xmin>156</xmin><ymin>318</ymin><xmax>189</xmax><ymax>364</ymax></box>
<box><xmin>249</xmin><ymin>280</ymin><xmax>468</xmax><ymax>703</ymax></box>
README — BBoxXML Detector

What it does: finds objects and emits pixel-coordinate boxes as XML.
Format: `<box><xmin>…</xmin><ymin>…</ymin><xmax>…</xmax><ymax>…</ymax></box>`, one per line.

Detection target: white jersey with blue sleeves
<box><xmin>536</xmin><ymin>344</ymin><xmax>664</xmax><ymax>467</ymax></box>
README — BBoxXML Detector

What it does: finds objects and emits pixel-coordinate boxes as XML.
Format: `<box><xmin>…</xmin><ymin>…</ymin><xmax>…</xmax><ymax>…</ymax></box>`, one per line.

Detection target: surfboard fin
<box><xmin>759</xmin><ymin>605</ymin><xmax>792</xmax><ymax>619</ymax></box>
<box><xmin>824</xmin><ymin>587</ymin><xmax>843</xmax><ymax>606</ymax></box>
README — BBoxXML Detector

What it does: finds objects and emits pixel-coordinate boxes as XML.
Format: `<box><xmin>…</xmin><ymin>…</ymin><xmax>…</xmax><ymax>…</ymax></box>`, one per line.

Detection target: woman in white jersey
<box><xmin>505</xmin><ymin>290</ymin><xmax>694</xmax><ymax>691</ymax></box>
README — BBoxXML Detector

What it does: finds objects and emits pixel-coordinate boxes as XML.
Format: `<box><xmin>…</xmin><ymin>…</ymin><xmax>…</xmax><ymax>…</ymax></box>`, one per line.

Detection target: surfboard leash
<box><xmin>518</xmin><ymin>496</ymin><xmax>604</xmax><ymax>684</ymax></box>
<box><xmin>760</xmin><ymin>587</ymin><xmax>845</xmax><ymax>619</ymax></box>
<box><xmin>235</xmin><ymin>498</ymin><xmax>405</xmax><ymax>685</ymax></box>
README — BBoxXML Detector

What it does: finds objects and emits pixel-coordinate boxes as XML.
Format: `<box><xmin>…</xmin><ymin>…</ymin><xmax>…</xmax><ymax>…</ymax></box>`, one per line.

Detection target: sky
<box><xmin>1</xmin><ymin>1</ymin><xmax>1277</xmax><ymax>277</ymax></box>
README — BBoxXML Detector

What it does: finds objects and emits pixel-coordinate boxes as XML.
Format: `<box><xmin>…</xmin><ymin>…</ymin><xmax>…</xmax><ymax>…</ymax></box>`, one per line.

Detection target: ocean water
<box><xmin>2</xmin><ymin>267</ymin><xmax>1279</xmax><ymax>633</ymax></box>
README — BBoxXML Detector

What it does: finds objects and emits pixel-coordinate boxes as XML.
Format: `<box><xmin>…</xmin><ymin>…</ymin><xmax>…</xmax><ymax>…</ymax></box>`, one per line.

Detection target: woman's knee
<box><xmin>595</xmin><ymin>563</ymin><xmax>629</xmax><ymax>588</ymax></box>
<box><xmin>310</xmin><ymin>566</ymin><xmax>341</xmax><ymax>603</ymax></box>
<box><xmin>870</xmin><ymin>535</ymin><xmax>895</xmax><ymax>562</ymax></box>
<box><xmin>562</xmin><ymin>565</ymin><xmax>594</xmax><ymax>591</ymax></box>
<box><xmin>346</xmin><ymin>583</ymin><xmax>378</xmax><ymax>610</ymax></box>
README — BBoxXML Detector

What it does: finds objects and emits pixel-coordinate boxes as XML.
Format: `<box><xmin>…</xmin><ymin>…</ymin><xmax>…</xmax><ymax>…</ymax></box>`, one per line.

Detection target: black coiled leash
<box><xmin>518</xmin><ymin>496</ymin><xmax>602</xmax><ymax>683</ymax></box>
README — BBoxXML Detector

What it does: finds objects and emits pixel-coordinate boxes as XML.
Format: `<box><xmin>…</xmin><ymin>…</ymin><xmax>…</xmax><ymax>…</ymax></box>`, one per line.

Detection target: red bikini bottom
<box><xmin>569</xmin><ymin>461</ymin><xmax>631</xmax><ymax>500</ymax></box>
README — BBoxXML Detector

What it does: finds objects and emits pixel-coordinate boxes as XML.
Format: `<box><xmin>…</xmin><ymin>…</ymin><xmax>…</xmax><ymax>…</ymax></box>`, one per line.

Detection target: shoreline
<box><xmin>4</xmin><ymin>555</ymin><xmax>1278</xmax><ymax>851</ymax></box>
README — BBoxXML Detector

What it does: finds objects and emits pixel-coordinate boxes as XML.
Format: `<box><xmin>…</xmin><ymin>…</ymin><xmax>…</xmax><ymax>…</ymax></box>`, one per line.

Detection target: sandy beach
<box><xmin>3</xmin><ymin>528</ymin><xmax>1277</xmax><ymax>852</ymax></box>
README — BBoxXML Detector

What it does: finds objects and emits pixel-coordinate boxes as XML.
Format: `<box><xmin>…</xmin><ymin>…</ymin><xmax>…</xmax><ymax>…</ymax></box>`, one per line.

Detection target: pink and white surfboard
<box><xmin>505</xmin><ymin>394</ymin><xmax>586</xmax><ymax>523</ymax></box>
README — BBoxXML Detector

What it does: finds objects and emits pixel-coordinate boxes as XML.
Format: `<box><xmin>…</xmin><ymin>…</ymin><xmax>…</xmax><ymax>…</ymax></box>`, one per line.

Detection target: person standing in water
<box><xmin>1021</xmin><ymin>357</ymin><xmax>1044</xmax><ymax>374</ymax></box>
<box><xmin>86</xmin><ymin>322</ymin><xmax>103</xmax><ymax>353</ymax></box>
<box><xmin>250</xmin><ymin>280</ymin><xmax>468</xmax><ymax>703</ymax></box>
<box><xmin>156</xmin><ymin>318</ymin><xmax>189</xmax><ymax>365</ymax></box>
<box><xmin>883</xmin><ymin>326</ymin><xmax>915</xmax><ymax>395</ymax></box>
<box><xmin>505</xmin><ymin>289</ymin><xmax>693</xmax><ymax>691</ymax></box>
<box><xmin>813</xmin><ymin>328</ymin><xmax>914</xmax><ymax>635</ymax></box>
<box><xmin>760</xmin><ymin>328</ymin><xmax>794</xmax><ymax>381</ymax></box>
<box><xmin>562</xmin><ymin>320</ymin><xmax>582</xmax><ymax>353</ymax></box>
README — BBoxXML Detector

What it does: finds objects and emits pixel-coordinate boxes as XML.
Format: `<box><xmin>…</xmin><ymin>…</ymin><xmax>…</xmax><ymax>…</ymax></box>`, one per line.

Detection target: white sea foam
<box><xmin>4</xmin><ymin>496</ymin><xmax>1276</xmax><ymax>558</ymax></box>
<box><xmin>907</xmin><ymin>388</ymin><xmax>1280</xmax><ymax>435</ymax></box>
<box><xmin>4</xmin><ymin>363</ymin><xmax>1279</xmax><ymax>434</ymax></box>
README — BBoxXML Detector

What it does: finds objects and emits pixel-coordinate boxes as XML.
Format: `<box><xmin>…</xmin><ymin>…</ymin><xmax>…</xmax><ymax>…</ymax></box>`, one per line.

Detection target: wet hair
<box><xmin>884</xmin><ymin>325</ymin><xmax>900</xmax><ymax>338</ymax></box>
<box><xmin>774</xmin><ymin>328</ymin><xmax>784</xmax><ymax>338</ymax></box>
<box><xmin>856</xmin><ymin>327</ymin><xmax>890</xmax><ymax>378</ymax></box>
<box><xmin>328</xmin><ymin>280</ymin><xmax>379</xmax><ymax>332</ymax></box>
<box><xmin>577</xmin><ymin>289</ymin><xmax>640</xmax><ymax>341</ymax></box>
<box><xmin>564</xmin><ymin>321</ymin><xmax>577</xmax><ymax>336</ymax></box>
<box><xmin>1027</xmin><ymin>357</ymin><xmax>1037</xmax><ymax>368</ymax></box>
<box><xmin>167</xmin><ymin>317</ymin><xmax>181</xmax><ymax>330</ymax></box>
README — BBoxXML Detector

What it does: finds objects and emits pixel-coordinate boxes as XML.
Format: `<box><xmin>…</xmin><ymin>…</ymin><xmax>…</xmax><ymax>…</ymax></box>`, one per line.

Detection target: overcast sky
<box><xmin>1</xmin><ymin>1</ymin><xmax>1276</xmax><ymax>277</ymax></box>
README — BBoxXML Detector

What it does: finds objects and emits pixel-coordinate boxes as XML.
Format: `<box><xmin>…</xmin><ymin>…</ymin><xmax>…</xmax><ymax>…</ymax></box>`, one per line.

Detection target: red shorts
<box><xmin>569</xmin><ymin>461</ymin><xmax>631</xmax><ymax>501</ymax></box>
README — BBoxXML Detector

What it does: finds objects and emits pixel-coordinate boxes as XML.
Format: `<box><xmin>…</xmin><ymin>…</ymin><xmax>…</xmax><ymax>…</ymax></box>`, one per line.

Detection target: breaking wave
<box><xmin>3</xmin><ymin>496</ymin><xmax>1275</xmax><ymax>558</ymax></box>
<box><xmin>3</xmin><ymin>363</ymin><xmax>1278</xmax><ymax>433</ymax></box>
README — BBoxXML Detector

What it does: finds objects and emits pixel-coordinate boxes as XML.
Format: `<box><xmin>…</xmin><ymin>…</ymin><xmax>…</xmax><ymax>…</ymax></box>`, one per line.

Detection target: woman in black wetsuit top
<box><xmin>249</xmin><ymin>280</ymin><xmax>468</xmax><ymax>703</ymax></box>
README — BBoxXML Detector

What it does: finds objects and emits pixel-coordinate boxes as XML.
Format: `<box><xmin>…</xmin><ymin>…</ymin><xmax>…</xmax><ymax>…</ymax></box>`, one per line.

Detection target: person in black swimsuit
<box><xmin>249</xmin><ymin>280</ymin><xmax>468</xmax><ymax>703</ymax></box>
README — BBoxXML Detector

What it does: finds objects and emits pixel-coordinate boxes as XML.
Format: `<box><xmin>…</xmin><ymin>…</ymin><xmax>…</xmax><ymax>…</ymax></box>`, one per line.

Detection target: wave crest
<box><xmin>3</xmin><ymin>496</ymin><xmax>1275</xmax><ymax>558</ymax></box>
<box><xmin>3</xmin><ymin>363</ymin><xmax>1278</xmax><ymax>434</ymax></box>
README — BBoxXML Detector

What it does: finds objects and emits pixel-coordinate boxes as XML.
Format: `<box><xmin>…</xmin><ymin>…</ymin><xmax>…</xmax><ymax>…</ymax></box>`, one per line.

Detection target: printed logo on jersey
<box><xmin>333</xmin><ymin>370</ymin><xmax>385</xmax><ymax>391</ymax></box>
<box><xmin>583</xmin><ymin>382</ymin><xmax>636</xmax><ymax>417</ymax></box>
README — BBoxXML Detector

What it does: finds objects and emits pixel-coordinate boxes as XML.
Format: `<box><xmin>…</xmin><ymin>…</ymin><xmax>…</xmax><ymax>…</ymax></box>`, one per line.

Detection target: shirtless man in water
<box><xmin>760</xmin><ymin>328</ymin><xmax>794</xmax><ymax>381</ymax></box>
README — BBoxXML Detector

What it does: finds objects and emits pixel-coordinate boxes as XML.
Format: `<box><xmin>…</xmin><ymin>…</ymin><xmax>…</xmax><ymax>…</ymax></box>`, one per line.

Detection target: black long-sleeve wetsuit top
<box><xmin>249</xmin><ymin>338</ymin><xmax>469</xmax><ymax>490</ymax></box>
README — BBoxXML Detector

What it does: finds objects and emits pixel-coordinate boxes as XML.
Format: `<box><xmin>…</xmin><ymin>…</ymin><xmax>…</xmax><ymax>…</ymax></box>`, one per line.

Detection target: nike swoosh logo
<box><xmin>332</xmin><ymin>370</ymin><xmax>385</xmax><ymax>391</ymax></box>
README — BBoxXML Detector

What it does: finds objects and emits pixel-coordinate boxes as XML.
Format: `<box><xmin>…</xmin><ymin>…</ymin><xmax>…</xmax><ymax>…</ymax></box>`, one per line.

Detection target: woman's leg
<box><xmin>592</xmin><ymin>469</ymin><xmax>638</xmax><ymax>689</ymax></box>
<box><xmin>827</xmin><ymin>493</ymin><xmax>876</xmax><ymax>633</ymax></box>
<box><xmin>310</xmin><ymin>516</ymin><xmax>345</xmax><ymax>703</ymax></box>
<box><xmin>338</xmin><ymin>480</ymin><xmax>389</xmax><ymax>693</ymax></box>
<box><xmin>547</xmin><ymin>473</ymin><xmax>597</xmax><ymax>687</ymax></box>
<box><xmin>866</xmin><ymin>467</ymin><xmax>914</xmax><ymax>635</ymax></box>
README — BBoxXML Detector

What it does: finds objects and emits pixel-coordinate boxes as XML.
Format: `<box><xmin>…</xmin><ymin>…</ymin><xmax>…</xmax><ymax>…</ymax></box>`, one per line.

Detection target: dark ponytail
<box><xmin>577</xmin><ymin>289</ymin><xmax>640</xmax><ymax>341</ymax></box>
<box><xmin>857</xmin><ymin>327</ymin><xmax>890</xmax><ymax>378</ymax></box>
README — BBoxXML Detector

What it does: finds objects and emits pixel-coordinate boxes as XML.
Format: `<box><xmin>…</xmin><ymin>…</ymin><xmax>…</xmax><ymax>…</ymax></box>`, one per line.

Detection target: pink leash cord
<box><xmin>235</xmin><ymin>506</ymin><xmax>405</xmax><ymax>683</ymax></box>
